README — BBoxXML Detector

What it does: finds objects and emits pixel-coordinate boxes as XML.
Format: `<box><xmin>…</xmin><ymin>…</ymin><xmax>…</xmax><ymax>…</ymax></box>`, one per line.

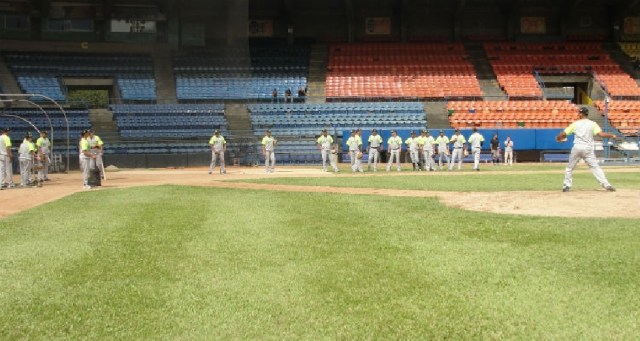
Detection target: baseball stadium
<box><xmin>1</xmin><ymin>0</ymin><xmax>639</xmax><ymax>339</ymax></box>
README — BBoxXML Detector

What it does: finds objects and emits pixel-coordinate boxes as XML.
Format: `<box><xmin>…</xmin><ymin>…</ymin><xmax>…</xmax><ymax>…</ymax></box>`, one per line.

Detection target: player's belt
<box><xmin>454</xmin><ymin>147</ymin><xmax>462</xmax><ymax>149</ymax></box>
<box><xmin>391</xmin><ymin>148</ymin><xmax>400</xmax><ymax>150</ymax></box>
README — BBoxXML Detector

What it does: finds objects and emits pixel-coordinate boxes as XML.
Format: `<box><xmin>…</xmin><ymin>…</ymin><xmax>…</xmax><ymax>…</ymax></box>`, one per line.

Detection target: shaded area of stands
<box><xmin>593</xmin><ymin>100</ymin><xmax>640</xmax><ymax>136</ymax></box>
<box><xmin>485</xmin><ymin>43</ymin><xmax>640</xmax><ymax>98</ymax></box>
<box><xmin>447</xmin><ymin>100</ymin><xmax>578</xmax><ymax>129</ymax></box>
<box><xmin>174</xmin><ymin>45</ymin><xmax>309</xmax><ymax>100</ymax></box>
<box><xmin>111</xmin><ymin>104</ymin><xmax>228</xmax><ymax>140</ymax></box>
<box><xmin>3</xmin><ymin>52</ymin><xmax>156</xmax><ymax>101</ymax></box>
<box><xmin>326</xmin><ymin>43</ymin><xmax>482</xmax><ymax>99</ymax></box>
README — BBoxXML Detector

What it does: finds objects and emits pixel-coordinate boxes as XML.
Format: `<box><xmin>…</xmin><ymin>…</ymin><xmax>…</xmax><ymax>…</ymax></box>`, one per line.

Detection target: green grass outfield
<box><xmin>234</xmin><ymin>167</ymin><xmax>640</xmax><ymax>192</ymax></box>
<box><xmin>1</xmin><ymin>184</ymin><xmax>639</xmax><ymax>339</ymax></box>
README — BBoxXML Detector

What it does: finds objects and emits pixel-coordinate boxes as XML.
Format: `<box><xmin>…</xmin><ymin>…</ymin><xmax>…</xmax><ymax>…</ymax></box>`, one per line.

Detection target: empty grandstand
<box><xmin>3</xmin><ymin>52</ymin><xmax>156</xmax><ymax>102</ymax></box>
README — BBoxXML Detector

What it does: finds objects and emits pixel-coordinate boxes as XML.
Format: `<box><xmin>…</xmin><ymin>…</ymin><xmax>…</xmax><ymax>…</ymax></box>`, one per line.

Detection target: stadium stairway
<box><xmin>465</xmin><ymin>43</ymin><xmax>508</xmax><ymax>101</ymax></box>
<box><xmin>423</xmin><ymin>101</ymin><xmax>449</xmax><ymax>129</ymax></box>
<box><xmin>153</xmin><ymin>46</ymin><xmax>177</xmax><ymax>104</ymax></box>
<box><xmin>88</xmin><ymin>108</ymin><xmax>121</xmax><ymax>142</ymax></box>
<box><xmin>225</xmin><ymin>102</ymin><xmax>253</xmax><ymax>134</ymax></box>
<box><xmin>306</xmin><ymin>44</ymin><xmax>328</xmax><ymax>103</ymax></box>
<box><xmin>0</xmin><ymin>55</ymin><xmax>22</xmax><ymax>95</ymax></box>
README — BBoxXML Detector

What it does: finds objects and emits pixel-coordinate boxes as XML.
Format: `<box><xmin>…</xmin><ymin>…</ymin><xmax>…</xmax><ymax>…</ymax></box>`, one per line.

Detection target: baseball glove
<box><xmin>463</xmin><ymin>149</ymin><xmax>469</xmax><ymax>157</ymax></box>
<box><xmin>357</xmin><ymin>151</ymin><xmax>363</xmax><ymax>159</ymax></box>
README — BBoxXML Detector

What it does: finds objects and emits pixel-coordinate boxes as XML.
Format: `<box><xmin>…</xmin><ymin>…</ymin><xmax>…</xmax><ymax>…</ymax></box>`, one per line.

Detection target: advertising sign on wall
<box><xmin>365</xmin><ymin>17</ymin><xmax>391</xmax><ymax>35</ymax></box>
<box><xmin>520</xmin><ymin>17</ymin><xmax>546</xmax><ymax>34</ymax></box>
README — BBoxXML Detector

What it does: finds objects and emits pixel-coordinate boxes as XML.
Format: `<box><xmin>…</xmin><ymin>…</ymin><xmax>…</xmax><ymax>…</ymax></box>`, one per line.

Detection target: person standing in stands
<box><xmin>79</xmin><ymin>130</ymin><xmax>96</xmax><ymax>189</ymax></box>
<box><xmin>490</xmin><ymin>134</ymin><xmax>500</xmax><ymax>165</ymax></box>
<box><xmin>272</xmin><ymin>88</ymin><xmax>278</xmax><ymax>103</ymax></box>
<box><xmin>0</xmin><ymin>128</ymin><xmax>14</xmax><ymax>189</ymax></box>
<box><xmin>467</xmin><ymin>127</ymin><xmax>485</xmax><ymax>171</ymax></box>
<box><xmin>317</xmin><ymin>128</ymin><xmax>339</xmax><ymax>173</ymax></box>
<box><xmin>405</xmin><ymin>131</ymin><xmax>421</xmax><ymax>171</ymax></box>
<box><xmin>386</xmin><ymin>130</ymin><xmax>402</xmax><ymax>172</ymax></box>
<box><xmin>367</xmin><ymin>129</ymin><xmax>383</xmax><ymax>172</ymax></box>
<box><xmin>284</xmin><ymin>88</ymin><xmax>292</xmax><ymax>103</ymax></box>
<box><xmin>208</xmin><ymin>129</ymin><xmax>226</xmax><ymax>175</ymax></box>
<box><xmin>262</xmin><ymin>129</ymin><xmax>277</xmax><ymax>173</ymax></box>
<box><xmin>504</xmin><ymin>136</ymin><xmax>514</xmax><ymax>166</ymax></box>
<box><xmin>18</xmin><ymin>132</ymin><xmax>35</xmax><ymax>187</ymax></box>
<box><xmin>449</xmin><ymin>129</ymin><xmax>466</xmax><ymax>171</ymax></box>
<box><xmin>88</xmin><ymin>129</ymin><xmax>104</xmax><ymax>179</ymax></box>
<box><xmin>36</xmin><ymin>130</ymin><xmax>51</xmax><ymax>181</ymax></box>
<box><xmin>435</xmin><ymin>130</ymin><xmax>450</xmax><ymax>170</ymax></box>
<box><xmin>346</xmin><ymin>129</ymin><xmax>363</xmax><ymax>172</ymax></box>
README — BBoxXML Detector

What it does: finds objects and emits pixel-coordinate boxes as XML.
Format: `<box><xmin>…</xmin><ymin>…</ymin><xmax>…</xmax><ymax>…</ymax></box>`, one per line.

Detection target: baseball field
<box><xmin>0</xmin><ymin>163</ymin><xmax>638</xmax><ymax>339</ymax></box>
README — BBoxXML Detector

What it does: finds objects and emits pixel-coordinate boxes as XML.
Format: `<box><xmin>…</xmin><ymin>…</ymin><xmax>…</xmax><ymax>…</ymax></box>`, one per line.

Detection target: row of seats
<box><xmin>174</xmin><ymin>45</ymin><xmax>310</xmax><ymax>100</ymax></box>
<box><xmin>447</xmin><ymin>100</ymin><xmax>578</xmax><ymax>128</ymax></box>
<box><xmin>3</xmin><ymin>52</ymin><xmax>156</xmax><ymax>101</ymax></box>
<box><xmin>250</xmin><ymin>102</ymin><xmax>426</xmax><ymax>137</ymax></box>
<box><xmin>326</xmin><ymin>43</ymin><xmax>482</xmax><ymax>99</ymax></box>
<box><xmin>111</xmin><ymin>104</ymin><xmax>228</xmax><ymax>140</ymax></box>
<box><xmin>593</xmin><ymin>100</ymin><xmax>640</xmax><ymax>136</ymax></box>
<box><xmin>0</xmin><ymin>108</ymin><xmax>90</xmax><ymax>142</ymax></box>
<box><xmin>485</xmin><ymin>43</ymin><xmax>640</xmax><ymax>98</ymax></box>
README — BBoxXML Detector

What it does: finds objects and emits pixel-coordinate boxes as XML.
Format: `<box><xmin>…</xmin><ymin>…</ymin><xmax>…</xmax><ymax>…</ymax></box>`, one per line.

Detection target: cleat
<box><xmin>208</xmin><ymin>171</ymin><xmax>212</xmax><ymax>175</ymax></box>
<box><xmin>83</xmin><ymin>185</ymin><xmax>92</xmax><ymax>190</ymax></box>
<box><xmin>562</xmin><ymin>186</ymin><xmax>570</xmax><ymax>192</ymax></box>
<box><xmin>605</xmin><ymin>186</ymin><xmax>616</xmax><ymax>192</ymax></box>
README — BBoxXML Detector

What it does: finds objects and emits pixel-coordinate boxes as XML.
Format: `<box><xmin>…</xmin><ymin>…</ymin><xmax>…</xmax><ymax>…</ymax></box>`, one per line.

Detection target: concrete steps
<box><xmin>152</xmin><ymin>46</ymin><xmax>177</xmax><ymax>104</ymax></box>
<box><xmin>423</xmin><ymin>101</ymin><xmax>450</xmax><ymax>129</ymax></box>
<box><xmin>464</xmin><ymin>43</ymin><xmax>508</xmax><ymax>101</ymax></box>
<box><xmin>306</xmin><ymin>44</ymin><xmax>328</xmax><ymax>103</ymax></box>
<box><xmin>88</xmin><ymin>108</ymin><xmax>121</xmax><ymax>142</ymax></box>
<box><xmin>224</xmin><ymin>102</ymin><xmax>254</xmax><ymax>135</ymax></box>
<box><xmin>0</xmin><ymin>55</ymin><xmax>22</xmax><ymax>94</ymax></box>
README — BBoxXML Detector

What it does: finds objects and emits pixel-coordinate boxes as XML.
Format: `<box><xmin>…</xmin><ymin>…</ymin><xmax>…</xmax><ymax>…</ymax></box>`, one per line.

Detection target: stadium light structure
<box><xmin>0</xmin><ymin>94</ymin><xmax>70</xmax><ymax>172</ymax></box>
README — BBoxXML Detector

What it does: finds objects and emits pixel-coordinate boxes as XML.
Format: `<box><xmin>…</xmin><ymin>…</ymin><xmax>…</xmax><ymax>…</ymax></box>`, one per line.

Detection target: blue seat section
<box><xmin>104</xmin><ymin>141</ymin><xmax>212</xmax><ymax>155</ymax></box>
<box><xmin>0</xmin><ymin>108</ymin><xmax>90</xmax><ymax>155</ymax></box>
<box><xmin>256</xmin><ymin>139</ymin><xmax>322</xmax><ymax>164</ymax></box>
<box><xmin>3</xmin><ymin>52</ymin><xmax>156</xmax><ymax>101</ymax></box>
<box><xmin>249</xmin><ymin>102</ymin><xmax>427</xmax><ymax>138</ymax></box>
<box><xmin>110</xmin><ymin>104</ymin><xmax>228</xmax><ymax>140</ymax></box>
<box><xmin>174</xmin><ymin>45</ymin><xmax>310</xmax><ymax>100</ymax></box>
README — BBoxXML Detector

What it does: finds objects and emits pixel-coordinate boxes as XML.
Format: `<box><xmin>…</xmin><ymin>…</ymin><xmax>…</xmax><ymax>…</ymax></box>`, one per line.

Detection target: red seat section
<box><xmin>485</xmin><ymin>43</ymin><xmax>640</xmax><ymax>98</ymax></box>
<box><xmin>593</xmin><ymin>100</ymin><xmax>640</xmax><ymax>136</ymax></box>
<box><xmin>447</xmin><ymin>100</ymin><xmax>578</xmax><ymax>129</ymax></box>
<box><xmin>326</xmin><ymin>43</ymin><xmax>482</xmax><ymax>99</ymax></box>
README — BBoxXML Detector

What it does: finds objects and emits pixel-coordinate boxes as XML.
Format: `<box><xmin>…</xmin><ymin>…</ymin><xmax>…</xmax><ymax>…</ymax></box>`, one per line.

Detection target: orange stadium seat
<box><xmin>446</xmin><ymin>100</ymin><xmax>578</xmax><ymax>128</ymax></box>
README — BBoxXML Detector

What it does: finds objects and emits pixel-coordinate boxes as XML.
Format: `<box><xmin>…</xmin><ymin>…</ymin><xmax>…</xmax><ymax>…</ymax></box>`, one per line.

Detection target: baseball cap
<box><xmin>350</xmin><ymin>129</ymin><xmax>356</xmax><ymax>134</ymax></box>
<box><xmin>579</xmin><ymin>107</ymin><xmax>589</xmax><ymax>115</ymax></box>
<box><xmin>321</xmin><ymin>128</ymin><xmax>327</xmax><ymax>132</ymax></box>
<box><xmin>214</xmin><ymin>129</ymin><xmax>220</xmax><ymax>134</ymax></box>
<box><xmin>266</xmin><ymin>129</ymin><xmax>271</xmax><ymax>133</ymax></box>
<box><xmin>372</xmin><ymin>129</ymin><xmax>377</xmax><ymax>132</ymax></box>
<box><xmin>25</xmin><ymin>132</ymin><xmax>32</xmax><ymax>138</ymax></box>
<box><xmin>2</xmin><ymin>127</ymin><xmax>9</xmax><ymax>133</ymax></box>
<box><xmin>391</xmin><ymin>130</ymin><xmax>397</xmax><ymax>133</ymax></box>
<box><xmin>421</xmin><ymin>129</ymin><xmax>427</xmax><ymax>133</ymax></box>
<box><xmin>410</xmin><ymin>131</ymin><xmax>416</xmax><ymax>135</ymax></box>
<box><xmin>439</xmin><ymin>130</ymin><xmax>444</xmax><ymax>133</ymax></box>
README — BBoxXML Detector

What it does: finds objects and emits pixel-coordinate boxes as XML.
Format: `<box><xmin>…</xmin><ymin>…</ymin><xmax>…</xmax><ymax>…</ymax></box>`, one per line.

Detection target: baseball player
<box><xmin>420</xmin><ymin>129</ymin><xmax>436</xmax><ymax>171</ymax></box>
<box><xmin>79</xmin><ymin>130</ymin><xmax>96</xmax><ymax>189</ymax></box>
<box><xmin>556</xmin><ymin>107</ymin><xmax>616</xmax><ymax>192</ymax></box>
<box><xmin>18</xmin><ymin>132</ymin><xmax>36</xmax><ymax>187</ymax></box>
<box><xmin>405</xmin><ymin>131</ymin><xmax>421</xmax><ymax>171</ymax></box>
<box><xmin>435</xmin><ymin>130</ymin><xmax>450</xmax><ymax>170</ymax></box>
<box><xmin>317</xmin><ymin>128</ymin><xmax>339</xmax><ymax>172</ymax></box>
<box><xmin>208</xmin><ymin>129</ymin><xmax>227</xmax><ymax>174</ymax></box>
<box><xmin>88</xmin><ymin>129</ymin><xmax>104</xmax><ymax>179</ymax></box>
<box><xmin>504</xmin><ymin>136</ymin><xmax>514</xmax><ymax>166</ymax></box>
<box><xmin>386</xmin><ymin>130</ymin><xmax>402</xmax><ymax>172</ymax></box>
<box><xmin>467</xmin><ymin>127</ymin><xmax>485</xmax><ymax>171</ymax></box>
<box><xmin>262</xmin><ymin>129</ymin><xmax>276</xmax><ymax>173</ymax></box>
<box><xmin>36</xmin><ymin>130</ymin><xmax>51</xmax><ymax>181</ymax></box>
<box><xmin>346</xmin><ymin>129</ymin><xmax>363</xmax><ymax>172</ymax></box>
<box><xmin>367</xmin><ymin>129</ymin><xmax>383</xmax><ymax>172</ymax></box>
<box><xmin>449</xmin><ymin>129</ymin><xmax>466</xmax><ymax>171</ymax></box>
<box><xmin>0</xmin><ymin>128</ymin><xmax>14</xmax><ymax>189</ymax></box>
